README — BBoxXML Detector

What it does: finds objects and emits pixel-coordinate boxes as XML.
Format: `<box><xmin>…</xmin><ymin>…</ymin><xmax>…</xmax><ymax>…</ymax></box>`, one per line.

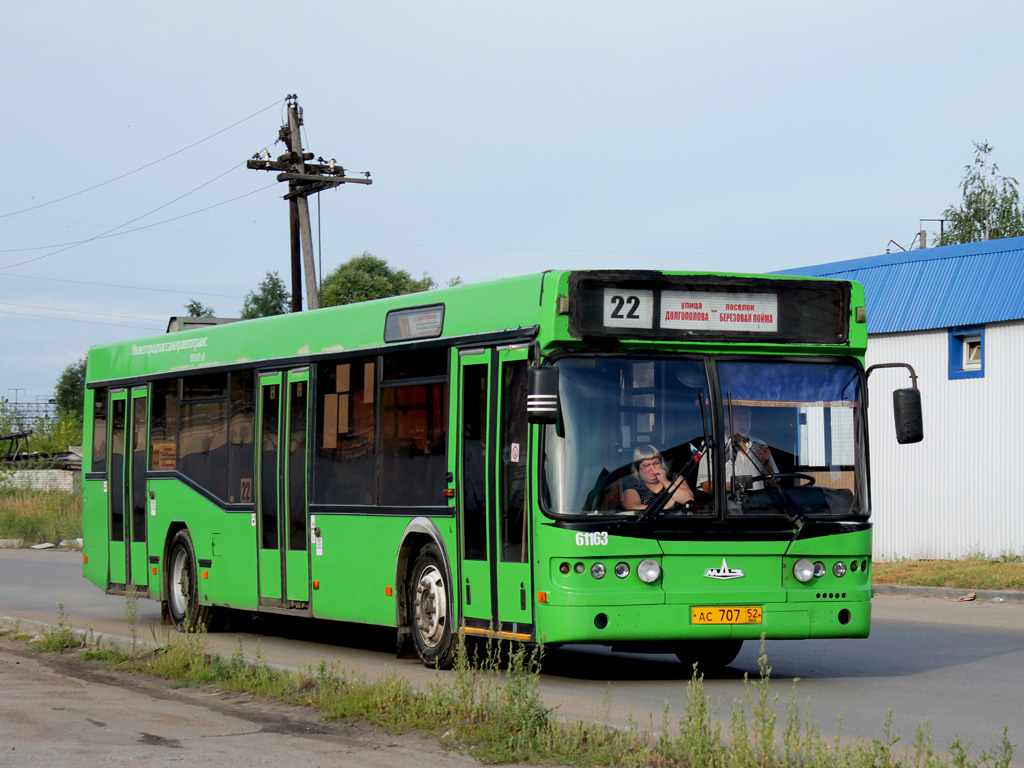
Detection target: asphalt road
<box><xmin>2</xmin><ymin>548</ymin><xmax>1022</xmax><ymax>760</ymax></box>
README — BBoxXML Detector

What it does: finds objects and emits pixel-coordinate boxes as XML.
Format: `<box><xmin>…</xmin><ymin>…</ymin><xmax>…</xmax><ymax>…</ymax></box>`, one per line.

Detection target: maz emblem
<box><xmin>704</xmin><ymin>558</ymin><xmax>745</xmax><ymax>580</ymax></box>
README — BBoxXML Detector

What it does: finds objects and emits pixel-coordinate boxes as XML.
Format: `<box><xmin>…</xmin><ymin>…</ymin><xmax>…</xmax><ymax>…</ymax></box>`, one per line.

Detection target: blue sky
<box><xmin>2</xmin><ymin>0</ymin><xmax>1023</xmax><ymax>403</ymax></box>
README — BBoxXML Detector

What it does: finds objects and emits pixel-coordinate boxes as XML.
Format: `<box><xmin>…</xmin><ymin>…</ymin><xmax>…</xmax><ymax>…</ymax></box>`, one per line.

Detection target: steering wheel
<box><xmin>750</xmin><ymin>472</ymin><xmax>816</xmax><ymax>487</ymax></box>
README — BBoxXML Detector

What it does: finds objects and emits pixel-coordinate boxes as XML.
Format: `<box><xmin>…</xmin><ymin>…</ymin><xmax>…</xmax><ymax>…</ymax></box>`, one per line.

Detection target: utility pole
<box><xmin>247</xmin><ymin>95</ymin><xmax>372</xmax><ymax>311</ymax></box>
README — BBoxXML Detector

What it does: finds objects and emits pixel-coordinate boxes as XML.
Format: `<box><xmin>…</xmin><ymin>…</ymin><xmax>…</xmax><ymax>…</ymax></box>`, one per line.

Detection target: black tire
<box><xmin>165</xmin><ymin>529</ymin><xmax>215</xmax><ymax>632</ymax></box>
<box><xmin>675</xmin><ymin>639</ymin><xmax>744</xmax><ymax>672</ymax></box>
<box><xmin>408</xmin><ymin>543</ymin><xmax>454</xmax><ymax>668</ymax></box>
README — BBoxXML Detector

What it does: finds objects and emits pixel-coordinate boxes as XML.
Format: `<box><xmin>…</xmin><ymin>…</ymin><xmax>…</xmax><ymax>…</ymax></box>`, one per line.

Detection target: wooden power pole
<box><xmin>247</xmin><ymin>95</ymin><xmax>372</xmax><ymax>311</ymax></box>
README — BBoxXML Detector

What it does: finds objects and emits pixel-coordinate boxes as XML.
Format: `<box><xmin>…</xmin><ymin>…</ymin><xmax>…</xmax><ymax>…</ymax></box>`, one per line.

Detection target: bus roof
<box><xmin>85</xmin><ymin>270</ymin><xmax>865</xmax><ymax>386</ymax></box>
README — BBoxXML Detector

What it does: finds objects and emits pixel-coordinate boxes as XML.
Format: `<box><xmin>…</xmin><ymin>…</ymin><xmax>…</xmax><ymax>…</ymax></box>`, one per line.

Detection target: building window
<box><xmin>948</xmin><ymin>326</ymin><xmax>984</xmax><ymax>380</ymax></box>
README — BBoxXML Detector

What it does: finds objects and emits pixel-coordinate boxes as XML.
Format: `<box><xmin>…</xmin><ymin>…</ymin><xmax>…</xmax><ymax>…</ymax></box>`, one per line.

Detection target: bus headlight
<box><xmin>793</xmin><ymin>558</ymin><xmax>815</xmax><ymax>583</ymax></box>
<box><xmin>590</xmin><ymin>563</ymin><xmax>606</xmax><ymax>579</ymax></box>
<box><xmin>637</xmin><ymin>559</ymin><xmax>660</xmax><ymax>583</ymax></box>
<box><xmin>614</xmin><ymin>562</ymin><xmax>630</xmax><ymax>579</ymax></box>
<box><xmin>833</xmin><ymin>561</ymin><xmax>847</xmax><ymax>578</ymax></box>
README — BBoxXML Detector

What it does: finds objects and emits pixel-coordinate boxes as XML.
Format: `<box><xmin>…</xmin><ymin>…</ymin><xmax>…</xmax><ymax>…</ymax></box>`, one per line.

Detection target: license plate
<box><xmin>691</xmin><ymin>606</ymin><xmax>763</xmax><ymax>625</ymax></box>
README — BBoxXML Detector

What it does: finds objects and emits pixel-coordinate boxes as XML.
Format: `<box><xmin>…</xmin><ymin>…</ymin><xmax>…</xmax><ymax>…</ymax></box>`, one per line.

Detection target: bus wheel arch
<box><xmin>164</xmin><ymin>526</ymin><xmax>215</xmax><ymax>633</ymax></box>
<box><xmin>396</xmin><ymin>518</ymin><xmax>455</xmax><ymax>668</ymax></box>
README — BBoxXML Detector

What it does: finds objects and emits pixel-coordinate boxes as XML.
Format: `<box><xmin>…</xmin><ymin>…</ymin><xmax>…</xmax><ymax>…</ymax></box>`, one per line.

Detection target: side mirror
<box><xmin>867</xmin><ymin>362</ymin><xmax>923</xmax><ymax>445</ymax></box>
<box><xmin>893</xmin><ymin>388</ymin><xmax>923</xmax><ymax>444</ymax></box>
<box><xmin>527</xmin><ymin>366</ymin><xmax>559</xmax><ymax>424</ymax></box>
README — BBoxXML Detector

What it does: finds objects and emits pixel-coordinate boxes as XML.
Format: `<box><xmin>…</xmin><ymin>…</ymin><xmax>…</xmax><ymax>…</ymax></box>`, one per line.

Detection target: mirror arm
<box><xmin>866</xmin><ymin>362</ymin><xmax>919</xmax><ymax>390</ymax></box>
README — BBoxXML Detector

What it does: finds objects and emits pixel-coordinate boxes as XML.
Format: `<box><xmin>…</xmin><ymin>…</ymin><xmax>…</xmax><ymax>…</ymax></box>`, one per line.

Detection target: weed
<box><xmin>32</xmin><ymin>604</ymin><xmax>83</xmax><ymax>653</ymax></box>
<box><xmin>124</xmin><ymin>586</ymin><xmax>139</xmax><ymax>655</ymax></box>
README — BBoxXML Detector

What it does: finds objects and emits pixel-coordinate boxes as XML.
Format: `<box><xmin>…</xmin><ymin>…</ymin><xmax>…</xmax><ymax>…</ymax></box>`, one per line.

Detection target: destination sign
<box><xmin>661</xmin><ymin>290</ymin><xmax>778</xmax><ymax>333</ymax></box>
<box><xmin>569</xmin><ymin>273</ymin><xmax>849</xmax><ymax>345</ymax></box>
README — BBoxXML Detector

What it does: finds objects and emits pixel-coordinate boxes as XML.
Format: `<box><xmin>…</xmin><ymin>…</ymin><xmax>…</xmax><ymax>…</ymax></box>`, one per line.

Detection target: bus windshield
<box><xmin>541</xmin><ymin>357</ymin><xmax>866</xmax><ymax>520</ymax></box>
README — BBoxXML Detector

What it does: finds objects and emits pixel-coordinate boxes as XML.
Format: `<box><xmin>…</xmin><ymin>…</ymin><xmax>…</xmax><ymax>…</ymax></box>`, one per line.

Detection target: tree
<box><xmin>184</xmin><ymin>299</ymin><xmax>215</xmax><ymax>317</ymax></box>
<box><xmin>321</xmin><ymin>252</ymin><xmax>435</xmax><ymax>307</ymax></box>
<box><xmin>938</xmin><ymin>142</ymin><xmax>1024</xmax><ymax>246</ymax></box>
<box><xmin>240</xmin><ymin>271</ymin><xmax>291</xmax><ymax>319</ymax></box>
<box><xmin>54</xmin><ymin>357</ymin><xmax>87</xmax><ymax>416</ymax></box>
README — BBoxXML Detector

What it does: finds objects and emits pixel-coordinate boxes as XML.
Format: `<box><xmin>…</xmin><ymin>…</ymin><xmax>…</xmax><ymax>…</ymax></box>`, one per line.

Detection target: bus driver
<box><xmin>697</xmin><ymin>405</ymin><xmax>778</xmax><ymax>493</ymax></box>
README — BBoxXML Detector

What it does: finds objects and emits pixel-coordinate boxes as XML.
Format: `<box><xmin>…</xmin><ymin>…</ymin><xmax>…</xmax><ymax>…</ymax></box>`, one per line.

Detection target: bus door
<box><xmin>107</xmin><ymin>386</ymin><xmax>149</xmax><ymax>590</ymax></box>
<box><xmin>256</xmin><ymin>369</ymin><xmax>311</xmax><ymax>608</ymax></box>
<box><xmin>456</xmin><ymin>345</ymin><xmax>533</xmax><ymax>637</ymax></box>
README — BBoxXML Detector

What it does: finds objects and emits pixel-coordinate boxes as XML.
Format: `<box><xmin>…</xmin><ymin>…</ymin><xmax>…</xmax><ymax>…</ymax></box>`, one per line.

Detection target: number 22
<box><xmin>610</xmin><ymin>294</ymin><xmax>640</xmax><ymax>319</ymax></box>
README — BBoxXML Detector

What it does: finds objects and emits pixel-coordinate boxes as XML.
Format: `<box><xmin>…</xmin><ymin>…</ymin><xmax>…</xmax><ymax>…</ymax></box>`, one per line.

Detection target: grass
<box><xmin>0</xmin><ymin>488</ymin><xmax>82</xmax><ymax>545</ymax></box>
<box><xmin>7</xmin><ymin>623</ymin><xmax>1012</xmax><ymax>768</ymax></box>
<box><xmin>874</xmin><ymin>556</ymin><xmax>1024</xmax><ymax>591</ymax></box>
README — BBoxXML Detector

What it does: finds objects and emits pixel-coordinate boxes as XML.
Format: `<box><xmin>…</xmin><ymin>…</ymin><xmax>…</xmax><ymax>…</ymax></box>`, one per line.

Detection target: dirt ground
<box><xmin>0</xmin><ymin>635</ymin><xmax>501</xmax><ymax>768</ymax></box>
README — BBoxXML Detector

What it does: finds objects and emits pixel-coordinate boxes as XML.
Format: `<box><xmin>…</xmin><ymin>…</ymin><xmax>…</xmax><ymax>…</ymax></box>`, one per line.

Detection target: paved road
<box><xmin>2</xmin><ymin>548</ymin><xmax>1022</xmax><ymax>760</ymax></box>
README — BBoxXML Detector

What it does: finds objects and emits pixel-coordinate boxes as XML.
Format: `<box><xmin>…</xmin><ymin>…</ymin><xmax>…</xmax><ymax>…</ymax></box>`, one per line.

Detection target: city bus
<box><xmin>81</xmin><ymin>270</ymin><xmax>921</xmax><ymax>668</ymax></box>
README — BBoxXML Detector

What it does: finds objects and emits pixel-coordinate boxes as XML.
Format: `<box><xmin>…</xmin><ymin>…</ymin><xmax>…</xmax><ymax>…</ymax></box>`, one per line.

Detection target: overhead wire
<box><xmin>0</xmin><ymin>98</ymin><xmax>284</xmax><ymax>220</ymax></box>
<box><xmin>0</xmin><ymin>172</ymin><xmax>278</xmax><ymax>270</ymax></box>
<box><xmin>0</xmin><ymin>272</ymin><xmax>242</xmax><ymax>299</ymax></box>
<box><xmin>0</xmin><ymin>308</ymin><xmax>162</xmax><ymax>331</ymax></box>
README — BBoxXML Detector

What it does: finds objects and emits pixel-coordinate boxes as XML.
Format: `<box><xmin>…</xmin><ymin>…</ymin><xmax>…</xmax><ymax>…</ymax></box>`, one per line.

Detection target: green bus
<box><xmin>82</xmin><ymin>270</ymin><xmax>921</xmax><ymax>668</ymax></box>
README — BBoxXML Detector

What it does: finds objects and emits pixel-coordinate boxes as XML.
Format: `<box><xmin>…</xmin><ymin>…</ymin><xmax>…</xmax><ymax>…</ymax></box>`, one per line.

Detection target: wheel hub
<box><xmin>414</xmin><ymin>565</ymin><xmax>447</xmax><ymax>648</ymax></box>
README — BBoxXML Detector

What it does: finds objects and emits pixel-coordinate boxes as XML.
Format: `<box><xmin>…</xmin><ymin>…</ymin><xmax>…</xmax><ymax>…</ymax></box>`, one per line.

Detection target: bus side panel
<box><xmin>310</xmin><ymin>513</ymin><xmax>456</xmax><ymax>627</ymax></box>
<box><xmin>81</xmin><ymin>477</ymin><xmax>109</xmax><ymax>590</ymax></box>
<box><xmin>148</xmin><ymin>479</ymin><xmax>259</xmax><ymax>611</ymax></box>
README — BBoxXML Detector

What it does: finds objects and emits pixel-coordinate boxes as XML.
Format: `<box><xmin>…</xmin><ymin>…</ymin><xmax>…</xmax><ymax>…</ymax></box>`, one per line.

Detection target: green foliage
<box><xmin>240</xmin><ymin>271</ymin><xmax>291</xmax><ymax>318</ymax></box>
<box><xmin>33</xmin><ymin>410</ymin><xmax>83</xmax><ymax>453</ymax></box>
<box><xmin>184</xmin><ymin>299</ymin><xmax>215</xmax><ymax>317</ymax></box>
<box><xmin>0</xmin><ymin>402</ymin><xmax>82</xmax><ymax>454</ymax></box>
<box><xmin>320</xmin><ymin>252</ymin><xmax>435</xmax><ymax>307</ymax></box>
<box><xmin>0</xmin><ymin>488</ymin><xmax>82</xmax><ymax>544</ymax></box>
<box><xmin>938</xmin><ymin>142</ymin><xmax>1024</xmax><ymax>246</ymax></box>
<box><xmin>54</xmin><ymin>357</ymin><xmax>87</xmax><ymax>416</ymax></box>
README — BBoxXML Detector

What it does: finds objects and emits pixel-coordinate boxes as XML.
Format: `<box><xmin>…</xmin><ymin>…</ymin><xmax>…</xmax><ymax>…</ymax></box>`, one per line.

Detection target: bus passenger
<box><xmin>622</xmin><ymin>444</ymin><xmax>694</xmax><ymax>511</ymax></box>
<box><xmin>698</xmin><ymin>405</ymin><xmax>778</xmax><ymax>493</ymax></box>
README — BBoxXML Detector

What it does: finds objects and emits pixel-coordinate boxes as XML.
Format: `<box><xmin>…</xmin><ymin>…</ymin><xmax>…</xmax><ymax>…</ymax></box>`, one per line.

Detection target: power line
<box><xmin>0</xmin><ymin>182</ymin><xmax>277</xmax><ymax>270</ymax></box>
<box><xmin>0</xmin><ymin>272</ymin><xmax>242</xmax><ymax>299</ymax></box>
<box><xmin>0</xmin><ymin>98</ymin><xmax>284</xmax><ymax>220</ymax></box>
<box><xmin>0</xmin><ymin>300</ymin><xmax>163</xmax><ymax>323</ymax></box>
<box><xmin>0</xmin><ymin>308</ymin><xmax>162</xmax><ymax>331</ymax></box>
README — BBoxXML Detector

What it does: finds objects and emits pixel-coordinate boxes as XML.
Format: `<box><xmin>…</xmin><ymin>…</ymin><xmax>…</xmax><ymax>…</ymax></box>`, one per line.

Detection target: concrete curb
<box><xmin>0</xmin><ymin>615</ymin><xmax>298</xmax><ymax>676</ymax></box>
<box><xmin>874</xmin><ymin>583</ymin><xmax>1024</xmax><ymax>603</ymax></box>
<box><xmin>0</xmin><ymin>615</ymin><xmax>162</xmax><ymax>656</ymax></box>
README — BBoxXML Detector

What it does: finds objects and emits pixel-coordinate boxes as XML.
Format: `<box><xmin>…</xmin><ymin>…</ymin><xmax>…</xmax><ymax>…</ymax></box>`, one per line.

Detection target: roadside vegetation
<box><xmin>0</xmin><ymin>487</ymin><xmax>81</xmax><ymax>545</ymax></box>
<box><xmin>874</xmin><ymin>555</ymin><xmax>1024</xmax><ymax>592</ymax></box>
<box><xmin>0</xmin><ymin>618</ymin><xmax>1014</xmax><ymax>768</ymax></box>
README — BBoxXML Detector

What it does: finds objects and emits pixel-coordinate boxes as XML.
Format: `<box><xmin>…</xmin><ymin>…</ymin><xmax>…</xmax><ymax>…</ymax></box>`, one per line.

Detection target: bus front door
<box><xmin>107</xmin><ymin>386</ymin><xmax>150</xmax><ymax>591</ymax></box>
<box><xmin>457</xmin><ymin>346</ymin><xmax>533</xmax><ymax>640</ymax></box>
<box><xmin>256</xmin><ymin>369</ymin><xmax>311</xmax><ymax>609</ymax></box>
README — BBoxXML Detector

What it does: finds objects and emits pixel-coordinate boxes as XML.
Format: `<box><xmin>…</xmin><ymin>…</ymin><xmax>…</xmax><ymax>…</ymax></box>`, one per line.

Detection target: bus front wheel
<box><xmin>408</xmin><ymin>543</ymin><xmax>454</xmax><ymax>668</ymax></box>
<box><xmin>165</xmin><ymin>529</ymin><xmax>214</xmax><ymax>632</ymax></box>
<box><xmin>674</xmin><ymin>639</ymin><xmax>743</xmax><ymax>672</ymax></box>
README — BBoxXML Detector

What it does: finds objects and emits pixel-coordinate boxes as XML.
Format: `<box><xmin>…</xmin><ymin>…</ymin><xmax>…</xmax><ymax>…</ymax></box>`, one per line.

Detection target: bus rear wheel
<box><xmin>674</xmin><ymin>639</ymin><xmax>743</xmax><ymax>672</ymax></box>
<box><xmin>165</xmin><ymin>529</ymin><xmax>215</xmax><ymax>632</ymax></box>
<box><xmin>408</xmin><ymin>543</ymin><xmax>454</xmax><ymax>668</ymax></box>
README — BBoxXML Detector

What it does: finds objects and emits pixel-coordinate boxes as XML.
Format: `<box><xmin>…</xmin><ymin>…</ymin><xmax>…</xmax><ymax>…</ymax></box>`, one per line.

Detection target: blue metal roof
<box><xmin>774</xmin><ymin>236</ymin><xmax>1024</xmax><ymax>334</ymax></box>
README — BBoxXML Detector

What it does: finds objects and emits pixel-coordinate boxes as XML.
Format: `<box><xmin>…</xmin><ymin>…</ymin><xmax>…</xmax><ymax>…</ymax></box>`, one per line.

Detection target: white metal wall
<box><xmin>865</xmin><ymin>321</ymin><xmax>1024</xmax><ymax>560</ymax></box>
